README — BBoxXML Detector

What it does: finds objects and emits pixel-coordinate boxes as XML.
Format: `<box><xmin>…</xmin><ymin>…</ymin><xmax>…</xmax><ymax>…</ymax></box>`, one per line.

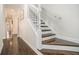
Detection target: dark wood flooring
<box><xmin>1</xmin><ymin>37</ymin><xmax>37</xmax><ymax>55</ymax></box>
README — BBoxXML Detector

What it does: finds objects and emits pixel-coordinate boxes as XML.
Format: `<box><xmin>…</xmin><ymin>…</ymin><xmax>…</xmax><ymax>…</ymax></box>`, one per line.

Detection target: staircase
<box><xmin>41</xmin><ymin>20</ymin><xmax>56</xmax><ymax>42</ymax></box>
<box><xmin>28</xmin><ymin>5</ymin><xmax>79</xmax><ymax>55</ymax></box>
<box><xmin>40</xmin><ymin>19</ymin><xmax>79</xmax><ymax>54</ymax></box>
<box><xmin>41</xmin><ymin>20</ymin><xmax>79</xmax><ymax>46</ymax></box>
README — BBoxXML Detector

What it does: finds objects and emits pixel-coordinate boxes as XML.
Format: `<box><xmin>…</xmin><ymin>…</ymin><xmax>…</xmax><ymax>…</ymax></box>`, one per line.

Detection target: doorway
<box><xmin>3</xmin><ymin>4</ymin><xmax>24</xmax><ymax>39</ymax></box>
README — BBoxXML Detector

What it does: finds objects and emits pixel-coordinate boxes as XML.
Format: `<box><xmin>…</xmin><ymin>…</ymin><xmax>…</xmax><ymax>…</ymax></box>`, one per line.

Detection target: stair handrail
<box><xmin>28</xmin><ymin>5</ymin><xmax>39</xmax><ymax>30</ymax></box>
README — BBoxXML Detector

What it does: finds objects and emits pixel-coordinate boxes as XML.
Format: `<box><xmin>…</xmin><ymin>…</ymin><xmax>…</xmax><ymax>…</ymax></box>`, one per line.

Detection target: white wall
<box><xmin>42</xmin><ymin>4</ymin><xmax>79</xmax><ymax>41</ymax></box>
<box><xmin>19</xmin><ymin>5</ymin><xmax>37</xmax><ymax>48</ymax></box>
<box><xmin>0</xmin><ymin>5</ymin><xmax>6</xmax><ymax>54</ymax></box>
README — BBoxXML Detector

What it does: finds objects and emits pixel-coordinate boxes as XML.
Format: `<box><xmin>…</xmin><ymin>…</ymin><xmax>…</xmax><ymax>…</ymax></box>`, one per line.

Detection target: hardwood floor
<box><xmin>1</xmin><ymin>36</ymin><xmax>37</xmax><ymax>55</ymax></box>
<box><xmin>18</xmin><ymin>37</ymin><xmax>37</xmax><ymax>55</ymax></box>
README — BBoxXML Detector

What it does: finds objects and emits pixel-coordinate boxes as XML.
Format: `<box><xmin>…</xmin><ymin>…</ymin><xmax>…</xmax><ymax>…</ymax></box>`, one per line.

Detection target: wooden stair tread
<box><xmin>40</xmin><ymin>49</ymin><xmax>79</xmax><ymax>55</ymax></box>
<box><xmin>42</xmin><ymin>29</ymin><xmax>51</xmax><ymax>31</ymax></box>
<box><xmin>42</xmin><ymin>38</ymin><xmax>79</xmax><ymax>47</ymax></box>
<box><xmin>42</xmin><ymin>33</ymin><xmax>56</xmax><ymax>38</ymax></box>
<box><xmin>41</xmin><ymin>26</ymin><xmax>48</xmax><ymax>27</ymax></box>
<box><xmin>41</xmin><ymin>22</ymin><xmax>45</xmax><ymax>24</ymax></box>
<box><xmin>42</xmin><ymin>38</ymin><xmax>56</xmax><ymax>44</ymax></box>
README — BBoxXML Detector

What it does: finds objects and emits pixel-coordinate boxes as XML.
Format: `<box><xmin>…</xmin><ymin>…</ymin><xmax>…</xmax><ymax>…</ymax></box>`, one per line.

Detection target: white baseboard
<box><xmin>56</xmin><ymin>34</ymin><xmax>79</xmax><ymax>44</ymax></box>
<box><xmin>42</xmin><ymin>45</ymin><xmax>79</xmax><ymax>52</ymax></box>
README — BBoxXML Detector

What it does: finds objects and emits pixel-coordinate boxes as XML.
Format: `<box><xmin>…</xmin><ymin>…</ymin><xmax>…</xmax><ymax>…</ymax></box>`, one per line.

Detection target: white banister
<box><xmin>28</xmin><ymin>4</ymin><xmax>42</xmax><ymax>50</ymax></box>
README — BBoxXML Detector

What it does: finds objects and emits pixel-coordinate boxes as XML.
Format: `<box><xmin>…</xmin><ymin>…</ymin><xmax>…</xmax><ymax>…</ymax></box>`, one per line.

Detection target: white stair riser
<box><xmin>42</xmin><ymin>31</ymin><xmax>53</xmax><ymax>34</ymax></box>
<box><xmin>42</xmin><ymin>45</ymin><xmax>79</xmax><ymax>52</ymax></box>
<box><xmin>41</xmin><ymin>24</ymin><xmax>47</xmax><ymax>26</ymax></box>
<box><xmin>41</xmin><ymin>27</ymin><xmax>50</xmax><ymax>30</ymax></box>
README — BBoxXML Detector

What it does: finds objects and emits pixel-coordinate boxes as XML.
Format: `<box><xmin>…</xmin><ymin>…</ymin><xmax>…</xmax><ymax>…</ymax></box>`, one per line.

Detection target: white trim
<box><xmin>42</xmin><ymin>45</ymin><xmax>79</xmax><ymax>52</ymax></box>
<box><xmin>56</xmin><ymin>34</ymin><xmax>79</xmax><ymax>44</ymax></box>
